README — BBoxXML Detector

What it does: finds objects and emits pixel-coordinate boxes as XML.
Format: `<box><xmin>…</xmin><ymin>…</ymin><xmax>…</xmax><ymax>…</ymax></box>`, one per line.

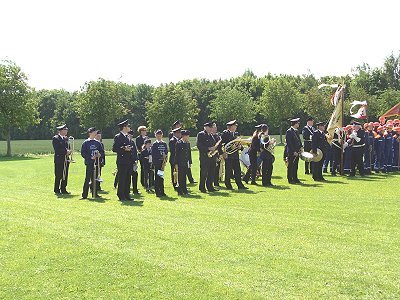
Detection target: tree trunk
<box><xmin>6</xmin><ymin>128</ymin><xmax>11</xmax><ymax>157</ymax></box>
<box><xmin>279</xmin><ymin>123</ymin><xmax>283</xmax><ymax>145</ymax></box>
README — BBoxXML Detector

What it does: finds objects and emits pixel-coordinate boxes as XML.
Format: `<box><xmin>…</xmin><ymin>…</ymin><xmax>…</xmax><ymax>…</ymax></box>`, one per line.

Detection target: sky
<box><xmin>1</xmin><ymin>0</ymin><xmax>399</xmax><ymax>91</ymax></box>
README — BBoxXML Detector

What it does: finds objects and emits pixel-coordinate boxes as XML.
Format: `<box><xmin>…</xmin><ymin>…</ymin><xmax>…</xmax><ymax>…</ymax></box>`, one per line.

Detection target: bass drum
<box><xmin>239</xmin><ymin>147</ymin><xmax>251</xmax><ymax>168</ymax></box>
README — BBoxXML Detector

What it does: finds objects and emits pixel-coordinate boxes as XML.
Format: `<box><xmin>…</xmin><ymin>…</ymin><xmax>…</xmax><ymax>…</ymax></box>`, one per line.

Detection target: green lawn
<box><xmin>0</xmin><ymin>142</ymin><xmax>399</xmax><ymax>299</ymax></box>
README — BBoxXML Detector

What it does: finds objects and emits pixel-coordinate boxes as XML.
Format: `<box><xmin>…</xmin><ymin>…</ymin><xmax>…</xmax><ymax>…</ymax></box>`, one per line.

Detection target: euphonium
<box><xmin>208</xmin><ymin>139</ymin><xmax>222</xmax><ymax>157</ymax></box>
<box><xmin>224</xmin><ymin>138</ymin><xmax>251</xmax><ymax>155</ymax></box>
<box><xmin>260</xmin><ymin>134</ymin><xmax>276</xmax><ymax>154</ymax></box>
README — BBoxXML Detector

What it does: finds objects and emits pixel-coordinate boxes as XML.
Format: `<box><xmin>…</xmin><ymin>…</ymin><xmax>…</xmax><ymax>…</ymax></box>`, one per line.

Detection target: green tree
<box><xmin>377</xmin><ymin>89</ymin><xmax>400</xmax><ymax>117</ymax></box>
<box><xmin>0</xmin><ymin>60</ymin><xmax>39</xmax><ymax>156</ymax></box>
<box><xmin>302</xmin><ymin>87</ymin><xmax>332</xmax><ymax>123</ymax></box>
<box><xmin>209</xmin><ymin>87</ymin><xmax>256</xmax><ymax>126</ymax></box>
<box><xmin>76</xmin><ymin>79</ymin><xmax>126</xmax><ymax>132</ymax></box>
<box><xmin>146</xmin><ymin>84</ymin><xmax>199</xmax><ymax>133</ymax></box>
<box><xmin>258</xmin><ymin>78</ymin><xmax>303</xmax><ymax>143</ymax></box>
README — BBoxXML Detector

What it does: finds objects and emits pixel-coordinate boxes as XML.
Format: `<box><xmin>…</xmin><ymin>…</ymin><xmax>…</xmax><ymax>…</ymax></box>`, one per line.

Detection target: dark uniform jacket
<box><xmin>136</xmin><ymin>135</ymin><xmax>148</xmax><ymax>154</ymax></box>
<box><xmin>151</xmin><ymin>140</ymin><xmax>168</xmax><ymax>167</ymax></box>
<box><xmin>169</xmin><ymin>136</ymin><xmax>179</xmax><ymax>164</ymax></box>
<box><xmin>196</xmin><ymin>130</ymin><xmax>215</xmax><ymax>159</ymax></box>
<box><xmin>352</xmin><ymin>129</ymin><xmax>366</xmax><ymax>148</ymax></box>
<box><xmin>129</xmin><ymin>139</ymin><xmax>138</xmax><ymax>162</ymax></box>
<box><xmin>302</xmin><ymin>126</ymin><xmax>314</xmax><ymax>143</ymax></box>
<box><xmin>52</xmin><ymin>134</ymin><xmax>68</xmax><ymax>164</ymax></box>
<box><xmin>174</xmin><ymin>139</ymin><xmax>190</xmax><ymax>167</ymax></box>
<box><xmin>312</xmin><ymin>130</ymin><xmax>328</xmax><ymax>153</ymax></box>
<box><xmin>141</xmin><ymin>148</ymin><xmax>152</xmax><ymax>169</ymax></box>
<box><xmin>81</xmin><ymin>139</ymin><xmax>105</xmax><ymax>166</ymax></box>
<box><xmin>112</xmin><ymin>132</ymin><xmax>133</xmax><ymax>165</ymax></box>
<box><xmin>221</xmin><ymin>129</ymin><xmax>240</xmax><ymax>160</ymax></box>
<box><xmin>249</xmin><ymin>134</ymin><xmax>261</xmax><ymax>156</ymax></box>
<box><xmin>285</xmin><ymin>127</ymin><xmax>303</xmax><ymax>156</ymax></box>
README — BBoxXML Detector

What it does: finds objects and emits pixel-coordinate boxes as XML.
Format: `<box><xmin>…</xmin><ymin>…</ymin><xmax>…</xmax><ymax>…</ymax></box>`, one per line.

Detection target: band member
<box><xmin>331</xmin><ymin>127</ymin><xmax>346</xmax><ymax>176</ymax></box>
<box><xmin>174</xmin><ymin>130</ymin><xmax>191</xmax><ymax>195</ymax></box>
<box><xmin>364</xmin><ymin>122</ymin><xmax>375</xmax><ymax>175</ymax></box>
<box><xmin>312</xmin><ymin>122</ymin><xmax>328</xmax><ymax>181</ymax></box>
<box><xmin>221</xmin><ymin>120</ymin><xmax>248</xmax><ymax>190</ymax></box>
<box><xmin>322</xmin><ymin>143</ymin><xmax>333</xmax><ymax>173</ymax></box>
<box><xmin>384</xmin><ymin>123</ymin><xmax>395</xmax><ymax>172</ymax></box>
<box><xmin>128</xmin><ymin>130</ymin><xmax>140</xmax><ymax>194</ymax></box>
<box><xmin>169</xmin><ymin>127</ymin><xmax>181</xmax><ymax>189</ymax></box>
<box><xmin>211</xmin><ymin>123</ymin><xmax>223</xmax><ymax>186</ymax></box>
<box><xmin>259</xmin><ymin>124</ymin><xmax>275</xmax><ymax>186</ymax></box>
<box><xmin>302</xmin><ymin>117</ymin><xmax>314</xmax><ymax>174</ymax></box>
<box><xmin>348</xmin><ymin>121</ymin><xmax>365</xmax><ymax>177</ymax></box>
<box><xmin>112</xmin><ymin>120</ymin><xmax>134</xmax><ymax>201</ymax></box>
<box><xmin>186</xmin><ymin>138</ymin><xmax>196</xmax><ymax>184</ymax></box>
<box><xmin>285</xmin><ymin>118</ymin><xmax>303</xmax><ymax>184</ymax></box>
<box><xmin>393</xmin><ymin>123</ymin><xmax>400</xmax><ymax>171</ymax></box>
<box><xmin>52</xmin><ymin>124</ymin><xmax>71</xmax><ymax>194</ymax></box>
<box><xmin>196</xmin><ymin>122</ymin><xmax>217</xmax><ymax>193</ymax></box>
<box><xmin>136</xmin><ymin>126</ymin><xmax>148</xmax><ymax>187</ymax></box>
<box><xmin>243</xmin><ymin>124</ymin><xmax>262</xmax><ymax>184</ymax></box>
<box><xmin>168</xmin><ymin>120</ymin><xmax>182</xmax><ymax>139</ymax></box>
<box><xmin>80</xmin><ymin>127</ymin><xmax>104</xmax><ymax>199</ymax></box>
<box><xmin>152</xmin><ymin>129</ymin><xmax>168</xmax><ymax>197</ymax></box>
<box><xmin>95</xmin><ymin>130</ymin><xmax>105</xmax><ymax>191</ymax></box>
<box><xmin>374</xmin><ymin>126</ymin><xmax>385</xmax><ymax>173</ymax></box>
<box><xmin>141</xmin><ymin>139</ymin><xmax>154</xmax><ymax>192</ymax></box>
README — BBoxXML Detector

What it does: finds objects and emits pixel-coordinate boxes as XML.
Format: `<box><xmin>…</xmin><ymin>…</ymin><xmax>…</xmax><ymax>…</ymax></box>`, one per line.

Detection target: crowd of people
<box><xmin>51</xmin><ymin>117</ymin><xmax>399</xmax><ymax>200</ymax></box>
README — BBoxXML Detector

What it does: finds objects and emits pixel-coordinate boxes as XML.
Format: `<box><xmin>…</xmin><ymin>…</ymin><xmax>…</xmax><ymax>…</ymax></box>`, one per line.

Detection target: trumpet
<box><xmin>224</xmin><ymin>137</ymin><xmax>251</xmax><ymax>155</ymax></box>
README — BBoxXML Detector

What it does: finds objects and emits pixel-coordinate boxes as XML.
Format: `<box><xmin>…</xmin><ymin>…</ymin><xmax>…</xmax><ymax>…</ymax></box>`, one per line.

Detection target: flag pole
<box><xmin>340</xmin><ymin>84</ymin><xmax>345</xmax><ymax>175</ymax></box>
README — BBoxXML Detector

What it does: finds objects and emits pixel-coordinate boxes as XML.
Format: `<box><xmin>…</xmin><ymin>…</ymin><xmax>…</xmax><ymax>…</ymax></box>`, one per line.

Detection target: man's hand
<box><xmin>208</xmin><ymin>146</ymin><xmax>215</xmax><ymax>151</ymax></box>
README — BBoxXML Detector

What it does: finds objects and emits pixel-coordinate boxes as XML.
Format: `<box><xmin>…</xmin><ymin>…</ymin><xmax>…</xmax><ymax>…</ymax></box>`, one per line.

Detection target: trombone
<box><xmin>92</xmin><ymin>150</ymin><xmax>103</xmax><ymax>198</ymax></box>
<box><xmin>62</xmin><ymin>136</ymin><xmax>75</xmax><ymax>181</ymax></box>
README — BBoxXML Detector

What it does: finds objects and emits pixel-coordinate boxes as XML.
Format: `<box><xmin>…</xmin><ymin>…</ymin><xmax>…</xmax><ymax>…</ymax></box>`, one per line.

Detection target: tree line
<box><xmin>1</xmin><ymin>53</ymin><xmax>400</xmax><ymax>156</ymax></box>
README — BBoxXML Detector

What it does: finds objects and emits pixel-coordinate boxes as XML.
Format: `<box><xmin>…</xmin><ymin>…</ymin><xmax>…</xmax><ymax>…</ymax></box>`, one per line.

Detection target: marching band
<box><xmin>52</xmin><ymin>117</ymin><xmax>400</xmax><ymax>200</ymax></box>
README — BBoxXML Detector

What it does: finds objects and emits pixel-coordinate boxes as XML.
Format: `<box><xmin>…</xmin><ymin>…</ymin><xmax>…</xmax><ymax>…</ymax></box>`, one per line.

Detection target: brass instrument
<box><xmin>173</xmin><ymin>165</ymin><xmax>179</xmax><ymax>187</ymax></box>
<box><xmin>208</xmin><ymin>139</ymin><xmax>222</xmax><ymax>157</ymax></box>
<box><xmin>92</xmin><ymin>150</ymin><xmax>103</xmax><ymax>198</ymax></box>
<box><xmin>62</xmin><ymin>136</ymin><xmax>75</xmax><ymax>181</ymax></box>
<box><xmin>224</xmin><ymin>137</ymin><xmax>251</xmax><ymax>155</ymax></box>
<box><xmin>260</xmin><ymin>134</ymin><xmax>276</xmax><ymax>154</ymax></box>
<box><xmin>219</xmin><ymin>156</ymin><xmax>225</xmax><ymax>181</ymax></box>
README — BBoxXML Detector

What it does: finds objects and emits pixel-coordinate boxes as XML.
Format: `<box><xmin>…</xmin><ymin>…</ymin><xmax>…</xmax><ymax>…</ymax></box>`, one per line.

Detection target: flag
<box><xmin>326</xmin><ymin>89</ymin><xmax>344</xmax><ymax>144</ymax></box>
<box><xmin>350</xmin><ymin>100</ymin><xmax>368</xmax><ymax>119</ymax></box>
<box><xmin>318</xmin><ymin>84</ymin><xmax>341</xmax><ymax>106</ymax></box>
<box><xmin>381</xmin><ymin>102</ymin><xmax>400</xmax><ymax>118</ymax></box>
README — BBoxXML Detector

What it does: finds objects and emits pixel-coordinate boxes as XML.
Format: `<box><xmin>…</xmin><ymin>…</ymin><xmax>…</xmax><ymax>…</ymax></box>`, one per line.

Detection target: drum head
<box><xmin>240</xmin><ymin>147</ymin><xmax>251</xmax><ymax>168</ymax></box>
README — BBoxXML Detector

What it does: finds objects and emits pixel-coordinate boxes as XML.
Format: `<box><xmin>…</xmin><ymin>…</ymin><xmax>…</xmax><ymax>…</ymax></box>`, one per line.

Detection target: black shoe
<box><xmin>225</xmin><ymin>186</ymin><xmax>234</xmax><ymax>190</ymax></box>
<box><xmin>190</xmin><ymin>181</ymin><xmax>197</xmax><ymax>184</ymax></box>
<box><xmin>199</xmin><ymin>189</ymin><xmax>207</xmax><ymax>193</ymax></box>
<box><xmin>305</xmin><ymin>171</ymin><xmax>310</xmax><ymax>175</ymax></box>
<box><xmin>265</xmin><ymin>183</ymin><xmax>274</xmax><ymax>186</ymax></box>
<box><xmin>93</xmin><ymin>194</ymin><xmax>102</xmax><ymax>198</ymax></box>
<box><xmin>54</xmin><ymin>191</ymin><xmax>61</xmax><ymax>195</ymax></box>
<box><xmin>238</xmin><ymin>186</ymin><xmax>248</xmax><ymax>190</ymax></box>
<box><xmin>118</xmin><ymin>198</ymin><xmax>126</xmax><ymax>201</ymax></box>
<box><xmin>294</xmin><ymin>180</ymin><xmax>301</xmax><ymax>184</ymax></box>
<box><xmin>80</xmin><ymin>197</ymin><xmax>87</xmax><ymax>200</ymax></box>
<box><xmin>61</xmin><ymin>190</ymin><xmax>70</xmax><ymax>195</ymax></box>
<box><xmin>208</xmin><ymin>188</ymin><xmax>218</xmax><ymax>192</ymax></box>
<box><xmin>214</xmin><ymin>183</ymin><xmax>220</xmax><ymax>187</ymax></box>
<box><xmin>250</xmin><ymin>182</ymin><xmax>257</xmax><ymax>185</ymax></box>
<box><xmin>133</xmin><ymin>190</ymin><xmax>141</xmax><ymax>195</ymax></box>
<box><xmin>161</xmin><ymin>193</ymin><xmax>167</xmax><ymax>197</ymax></box>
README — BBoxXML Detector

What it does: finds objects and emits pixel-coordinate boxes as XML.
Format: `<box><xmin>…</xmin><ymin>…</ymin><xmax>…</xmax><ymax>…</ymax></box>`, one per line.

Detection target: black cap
<box><xmin>172</xmin><ymin>127</ymin><xmax>181</xmax><ymax>133</ymax></box>
<box><xmin>181</xmin><ymin>130</ymin><xmax>190</xmax><ymax>136</ymax></box>
<box><xmin>306</xmin><ymin>116</ymin><xmax>314</xmax><ymax>122</ymax></box>
<box><xmin>155</xmin><ymin>129</ymin><xmax>163</xmax><ymax>135</ymax></box>
<box><xmin>87</xmin><ymin>127</ymin><xmax>97</xmax><ymax>133</ymax></box>
<box><xmin>56</xmin><ymin>124</ymin><xmax>68</xmax><ymax>130</ymax></box>
<box><xmin>260</xmin><ymin>124</ymin><xmax>269</xmax><ymax>130</ymax></box>
<box><xmin>173</xmin><ymin>120</ymin><xmax>181</xmax><ymax>127</ymax></box>
<box><xmin>255</xmin><ymin>124</ymin><xmax>262</xmax><ymax>129</ymax></box>
<box><xmin>226</xmin><ymin>120</ymin><xmax>238</xmax><ymax>126</ymax></box>
<box><xmin>203</xmin><ymin>122</ymin><xmax>213</xmax><ymax>127</ymax></box>
<box><xmin>127</xmin><ymin>130</ymin><xmax>134</xmax><ymax>135</ymax></box>
<box><xmin>315</xmin><ymin>121</ymin><xmax>326</xmax><ymax>127</ymax></box>
<box><xmin>117</xmin><ymin>119</ymin><xmax>130</xmax><ymax>127</ymax></box>
<box><xmin>144</xmin><ymin>139</ymin><xmax>151</xmax><ymax>144</ymax></box>
<box><xmin>289</xmin><ymin>117</ymin><xmax>300</xmax><ymax>123</ymax></box>
<box><xmin>351</xmin><ymin>121</ymin><xmax>361</xmax><ymax>126</ymax></box>
<box><xmin>96</xmin><ymin>130</ymin><xmax>102</xmax><ymax>134</ymax></box>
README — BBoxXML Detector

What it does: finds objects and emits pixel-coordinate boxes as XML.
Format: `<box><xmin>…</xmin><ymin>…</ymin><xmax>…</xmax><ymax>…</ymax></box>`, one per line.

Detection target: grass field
<box><xmin>0</xmin><ymin>141</ymin><xmax>399</xmax><ymax>299</ymax></box>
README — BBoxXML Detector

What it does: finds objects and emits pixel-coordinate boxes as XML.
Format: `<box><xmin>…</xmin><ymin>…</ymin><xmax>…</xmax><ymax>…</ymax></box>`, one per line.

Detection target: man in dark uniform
<box><xmin>259</xmin><ymin>124</ymin><xmax>275</xmax><ymax>186</ymax></box>
<box><xmin>196</xmin><ymin>122</ymin><xmax>217</xmax><ymax>193</ymax></box>
<box><xmin>349</xmin><ymin>121</ymin><xmax>365</xmax><ymax>177</ymax></box>
<box><xmin>243</xmin><ymin>124</ymin><xmax>262</xmax><ymax>184</ymax></box>
<box><xmin>285</xmin><ymin>118</ymin><xmax>303</xmax><ymax>184</ymax></box>
<box><xmin>80</xmin><ymin>127</ymin><xmax>105</xmax><ymax>199</ymax></box>
<box><xmin>112</xmin><ymin>120</ymin><xmax>134</xmax><ymax>201</ymax></box>
<box><xmin>331</xmin><ymin>127</ymin><xmax>346</xmax><ymax>176</ymax></box>
<box><xmin>221</xmin><ymin>120</ymin><xmax>248</xmax><ymax>190</ymax></box>
<box><xmin>152</xmin><ymin>129</ymin><xmax>168</xmax><ymax>197</ymax></box>
<box><xmin>211</xmin><ymin>123</ymin><xmax>222</xmax><ymax>187</ymax></box>
<box><xmin>128</xmin><ymin>130</ymin><xmax>140</xmax><ymax>194</ymax></box>
<box><xmin>174</xmin><ymin>130</ymin><xmax>191</xmax><ymax>195</ymax></box>
<box><xmin>302</xmin><ymin>117</ymin><xmax>314</xmax><ymax>174</ymax></box>
<box><xmin>136</xmin><ymin>125</ymin><xmax>148</xmax><ymax>187</ymax></box>
<box><xmin>52</xmin><ymin>124</ymin><xmax>71</xmax><ymax>194</ymax></box>
<box><xmin>95</xmin><ymin>130</ymin><xmax>105</xmax><ymax>191</ymax></box>
<box><xmin>312</xmin><ymin>122</ymin><xmax>328</xmax><ymax>181</ymax></box>
<box><xmin>168</xmin><ymin>120</ymin><xmax>182</xmax><ymax>140</ymax></box>
<box><xmin>169</xmin><ymin>127</ymin><xmax>181</xmax><ymax>189</ymax></box>
<box><xmin>364</xmin><ymin>123</ymin><xmax>375</xmax><ymax>175</ymax></box>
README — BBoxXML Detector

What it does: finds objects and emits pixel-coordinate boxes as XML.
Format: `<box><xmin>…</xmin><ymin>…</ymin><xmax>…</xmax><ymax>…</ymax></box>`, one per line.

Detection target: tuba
<box><xmin>260</xmin><ymin>134</ymin><xmax>276</xmax><ymax>154</ymax></box>
<box><xmin>224</xmin><ymin>138</ymin><xmax>251</xmax><ymax>155</ymax></box>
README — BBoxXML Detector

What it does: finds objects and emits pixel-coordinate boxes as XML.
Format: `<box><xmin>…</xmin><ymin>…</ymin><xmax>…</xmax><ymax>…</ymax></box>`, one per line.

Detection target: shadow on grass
<box><xmin>0</xmin><ymin>155</ymin><xmax>40</xmax><ymax>161</ymax></box>
<box><xmin>120</xmin><ymin>200</ymin><xmax>144</xmax><ymax>206</ymax></box>
<box><xmin>267</xmin><ymin>185</ymin><xmax>291</xmax><ymax>190</ymax></box>
<box><xmin>271</xmin><ymin>175</ymin><xmax>283</xmax><ymax>179</ymax></box>
<box><xmin>324</xmin><ymin>180</ymin><xmax>348</xmax><ymax>184</ymax></box>
<box><xmin>158</xmin><ymin>195</ymin><xmax>178</xmax><ymax>201</ymax></box>
<box><xmin>56</xmin><ymin>194</ymin><xmax>75</xmax><ymax>199</ymax></box>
